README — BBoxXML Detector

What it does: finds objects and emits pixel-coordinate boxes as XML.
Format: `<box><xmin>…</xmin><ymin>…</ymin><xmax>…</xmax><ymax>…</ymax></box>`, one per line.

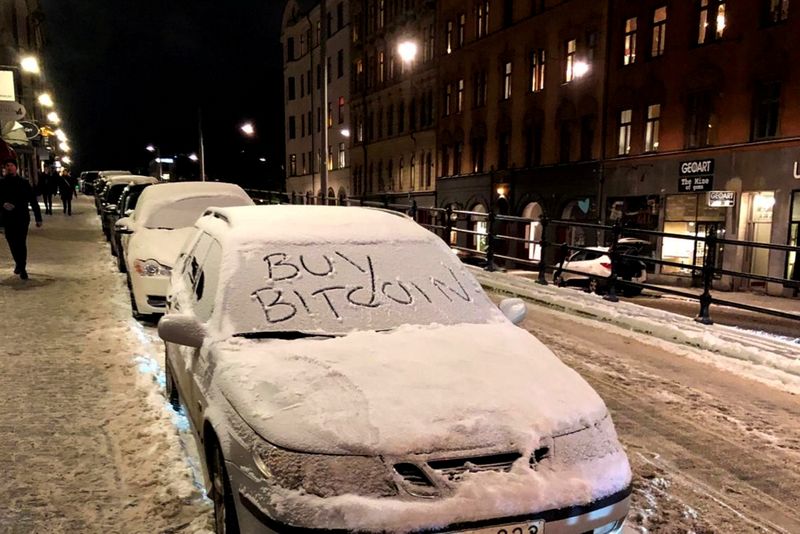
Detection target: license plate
<box><xmin>455</xmin><ymin>520</ymin><xmax>545</xmax><ymax>534</ymax></box>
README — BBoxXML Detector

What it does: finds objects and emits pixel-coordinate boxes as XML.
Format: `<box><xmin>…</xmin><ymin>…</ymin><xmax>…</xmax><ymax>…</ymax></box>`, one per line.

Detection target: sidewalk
<box><xmin>0</xmin><ymin>197</ymin><xmax>210</xmax><ymax>533</ymax></box>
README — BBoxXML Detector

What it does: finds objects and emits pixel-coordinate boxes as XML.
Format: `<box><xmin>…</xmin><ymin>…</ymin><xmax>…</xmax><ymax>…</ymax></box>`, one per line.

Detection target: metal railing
<box><xmin>245</xmin><ymin>189</ymin><xmax>800</xmax><ymax>325</ymax></box>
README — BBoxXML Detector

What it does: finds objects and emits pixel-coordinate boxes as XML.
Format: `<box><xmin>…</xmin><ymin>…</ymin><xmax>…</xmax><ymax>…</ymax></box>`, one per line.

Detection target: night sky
<box><xmin>39</xmin><ymin>0</ymin><xmax>286</xmax><ymax>187</ymax></box>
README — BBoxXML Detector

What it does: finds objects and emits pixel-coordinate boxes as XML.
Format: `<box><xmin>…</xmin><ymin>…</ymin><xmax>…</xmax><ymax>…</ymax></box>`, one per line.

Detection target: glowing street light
<box><xmin>340</xmin><ymin>128</ymin><xmax>351</xmax><ymax>138</ymax></box>
<box><xmin>397</xmin><ymin>41</ymin><xmax>419</xmax><ymax>64</ymax></box>
<box><xmin>62</xmin><ymin>156</ymin><xmax>72</xmax><ymax>165</ymax></box>
<box><xmin>47</xmin><ymin>111</ymin><xmax>61</xmax><ymax>124</ymax></box>
<box><xmin>573</xmin><ymin>61</ymin><xmax>590</xmax><ymax>79</ymax></box>
<box><xmin>188</xmin><ymin>153</ymin><xmax>199</xmax><ymax>162</ymax></box>
<box><xmin>240</xmin><ymin>122</ymin><xmax>255</xmax><ymax>136</ymax></box>
<box><xmin>59</xmin><ymin>142</ymin><xmax>71</xmax><ymax>153</ymax></box>
<box><xmin>38</xmin><ymin>93</ymin><xmax>54</xmax><ymax>108</ymax></box>
<box><xmin>55</xmin><ymin>129</ymin><xmax>68</xmax><ymax>142</ymax></box>
<box><xmin>146</xmin><ymin>144</ymin><xmax>157</xmax><ymax>153</ymax></box>
<box><xmin>20</xmin><ymin>56</ymin><xmax>40</xmax><ymax>74</ymax></box>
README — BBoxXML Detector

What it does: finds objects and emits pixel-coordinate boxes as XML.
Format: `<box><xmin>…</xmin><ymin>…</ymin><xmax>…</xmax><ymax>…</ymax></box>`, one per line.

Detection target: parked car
<box><xmin>116</xmin><ymin>182</ymin><xmax>253</xmax><ymax>318</ymax></box>
<box><xmin>105</xmin><ymin>179</ymin><xmax>159</xmax><ymax>262</ymax></box>
<box><xmin>554</xmin><ymin>238</ymin><xmax>650</xmax><ymax>296</ymax></box>
<box><xmin>78</xmin><ymin>171</ymin><xmax>100</xmax><ymax>195</ymax></box>
<box><xmin>94</xmin><ymin>170</ymin><xmax>131</xmax><ymax>214</ymax></box>
<box><xmin>100</xmin><ymin>176</ymin><xmax>158</xmax><ymax>242</ymax></box>
<box><xmin>159</xmin><ymin>205</ymin><xmax>632</xmax><ymax>534</ymax></box>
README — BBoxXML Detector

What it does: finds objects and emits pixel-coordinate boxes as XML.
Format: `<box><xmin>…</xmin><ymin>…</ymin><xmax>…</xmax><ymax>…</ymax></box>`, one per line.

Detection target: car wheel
<box><xmin>117</xmin><ymin>252</ymin><xmax>127</xmax><ymax>273</ymax></box>
<box><xmin>553</xmin><ymin>274</ymin><xmax>565</xmax><ymax>287</ymax></box>
<box><xmin>208</xmin><ymin>437</ymin><xmax>240</xmax><ymax>534</ymax></box>
<box><xmin>164</xmin><ymin>360</ymin><xmax>180</xmax><ymax>411</ymax></box>
<box><xmin>588</xmin><ymin>277</ymin><xmax>600</xmax><ymax>294</ymax></box>
<box><xmin>127</xmin><ymin>276</ymin><xmax>146</xmax><ymax>321</ymax></box>
<box><xmin>622</xmin><ymin>286</ymin><xmax>643</xmax><ymax>298</ymax></box>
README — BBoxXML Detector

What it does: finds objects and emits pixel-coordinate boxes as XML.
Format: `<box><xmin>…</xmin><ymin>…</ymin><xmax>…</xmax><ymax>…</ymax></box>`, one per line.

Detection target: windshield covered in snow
<box><xmin>223</xmin><ymin>241</ymin><xmax>502</xmax><ymax>335</ymax></box>
<box><xmin>143</xmin><ymin>196</ymin><xmax>247</xmax><ymax>230</ymax></box>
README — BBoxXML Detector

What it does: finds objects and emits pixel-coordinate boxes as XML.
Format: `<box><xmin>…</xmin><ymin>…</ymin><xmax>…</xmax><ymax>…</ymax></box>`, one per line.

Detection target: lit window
<box><xmin>457</xmin><ymin>78</ymin><xmax>464</xmax><ymax>112</ymax></box>
<box><xmin>624</xmin><ymin>17</ymin><xmax>637</xmax><ymax>65</ymax></box>
<box><xmin>698</xmin><ymin>0</ymin><xmax>726</xmax><ymax>44</ymax></box>
<box><xmin>477</xmin><ymin>1</ymin><xmax>490</xmax><ymax>38</ymax></box>
<box><xmin>378</xmin><ymin>51</ymin><xmax>385</xmax><ymax>83</ymax></box>
<box><xmin>502</xmin><ymin>61</ymin><xmax>512</xmax><ymax>100</ymax></box>
<box><xmin>618</xmin><ymin>109</ymin><xmax>632</xmax><ymax>155</ymax></box>
<box><xmin>338</xmin><ymin>142</ymin><xmax>347</xmax><ymax>168</ymax></box>
<box><xmin>444</xmin><ymin>83</ymin><xmax>453</xmax><ymax>116</ymax></box>
<box><xmin>530</xmin><ymin>48</ymin><xmax>545</xmax><ymax>92</ymax></box>
<box><xmin>766</xmin><ymin>0</ymin><xmax>790</xmax><ymax>23</ymax></box>
<box><xmin>338</xmin><ymin>96</ymin><xmax>345</xmax><ymax>124</ymax></box>
<box><xmin>564</xmin><ymin>39</ymin><xmax>576</xmax><ymax>82</ymax></box>
<box><xmin>652</xmin><ymin>7</ymin><xmax>667</xmax><ymax>57</ymax></box>
<box><xmin>289</xmin><ymin>154</ymin><xmax>297</xmax><ymax>176</ymax></box>
<box><xmin>645</xmin><ymin>104</ymin><xmax>661</xmax><ymax>152</ymax></box>
<box><xmin>446</xmin><ymin>20</ymin><xmax>454</xmax><ymax>54</ymax></box>
<box><xmin>458</xmin><ymin>13</ymin><xmax>466</xmax><ymax>47</ymax></box>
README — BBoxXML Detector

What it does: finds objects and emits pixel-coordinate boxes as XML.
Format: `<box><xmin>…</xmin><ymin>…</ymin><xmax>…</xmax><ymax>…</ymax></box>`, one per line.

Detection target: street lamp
<box><xmin>20</xmin><ymin>56</ymin><xmax>40</xmax><ymax>74</ymax></box>
<box><xmin>573</xmin><ymin>61</ymin><xmax>590</xmax><ymax>79</ymax></box>
<box><xmin>240</xmin><ymin>122</ymin><xmax>255</xmax><ymax>137</ymax></box>
<box><xmin>37</xmin><ymin>93</ymin><xmax>54</xmax><ymax>107</ymax></box>
<box><xmin>59</xmin><ymin>142</ymin><xmax>71</xmax><ymax>153</ymax></box>
<box><xmin>146</xmin><ymin>144</ymin><xmax>163</xmax><ymax>180</ymax></box>
<box><xmin>188</xmin><ymin>153</ymin><xmax>199</xmax><ymax>162</ymax></box>
<box><xmin>46</xmin><ymin>111</ymin><xmax>61</xmax><ymax>124</ymax></box>
<box><xmin>62</xmin><ymin>156</ymin><xmax>72</xmax><ymax>165</ymax></box>
<box><xmin>55</xmin><ymin>129</ymin><xmax>68</xmax><ymax>142</ymax></box>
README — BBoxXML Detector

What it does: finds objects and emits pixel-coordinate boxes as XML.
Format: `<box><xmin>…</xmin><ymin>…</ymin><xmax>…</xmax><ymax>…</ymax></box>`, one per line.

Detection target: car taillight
<box><xmin>600</xmin><ymin>262</ymin><xmax>612</xmax><ymax>270</ymax></box>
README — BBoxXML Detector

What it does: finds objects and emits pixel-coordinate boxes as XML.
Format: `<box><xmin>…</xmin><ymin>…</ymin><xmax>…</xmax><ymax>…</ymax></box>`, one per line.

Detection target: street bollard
<box><xmin>485</xmin><ymin>210</ymin><xmax>496</xmax><ymax>272</ymax></box>
<box><xmin>603</xmin><ymin>221</ymin><xmax>622</xmax><ymax>302</ymax></box>
<box><xmin>695</xmin><ymin>224</ymin><xmax>717</xmax><ymax>325</ymax></box>
<box><xmin>536</xmin><ymin>215</ymin><xmax>549</xmax><ymax>285</ymax></box>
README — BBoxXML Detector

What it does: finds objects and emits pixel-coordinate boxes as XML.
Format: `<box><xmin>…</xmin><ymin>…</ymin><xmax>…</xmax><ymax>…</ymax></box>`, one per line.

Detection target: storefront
<box><xmin>603</xmin><ymin>146</ymin><xmax>800</xmax><ymax>295</ymax></box>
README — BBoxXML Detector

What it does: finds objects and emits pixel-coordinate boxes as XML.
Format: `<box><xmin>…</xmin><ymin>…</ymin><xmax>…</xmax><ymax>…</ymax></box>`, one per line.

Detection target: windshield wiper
<box><xmin>234</xmin><ymin>331</ymin><xmax>337</xmax><ymax>340</ymax></box>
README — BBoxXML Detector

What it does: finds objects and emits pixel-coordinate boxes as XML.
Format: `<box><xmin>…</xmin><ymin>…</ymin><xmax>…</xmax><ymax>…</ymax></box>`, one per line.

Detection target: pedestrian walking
<box><xmin>39</xmin><ymin>168</ymin><xmax>56</xmax><ymax>215</ymax></box>
<box><xmin>0</xmin><ymin>158</ymin><xmax>43</xmax><ymax>279</ymax></box>
<box><xmin>58</xmin><ymin>170</ymin><xmax>75</xmax><ymax>216</ymax></box>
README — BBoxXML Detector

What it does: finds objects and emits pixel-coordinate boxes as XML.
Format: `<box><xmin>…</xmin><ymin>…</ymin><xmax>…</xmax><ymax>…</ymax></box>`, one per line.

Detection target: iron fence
<box><xmin>245</xmin><ymin>189</ymin><xmax>800</xmax><ymax>325</ymax></box>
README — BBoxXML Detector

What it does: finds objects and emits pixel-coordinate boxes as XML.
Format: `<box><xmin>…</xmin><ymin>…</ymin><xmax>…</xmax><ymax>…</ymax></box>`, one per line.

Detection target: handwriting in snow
<box><xmin>251</xmin><ymin>251</ymin><xmax>471</xmax><ymax>323</ymax></box>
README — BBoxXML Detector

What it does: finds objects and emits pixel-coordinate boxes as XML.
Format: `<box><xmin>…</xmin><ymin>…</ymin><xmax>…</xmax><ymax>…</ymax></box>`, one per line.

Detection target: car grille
<box><xmin>428</xmin><ymin>452</ymin><xmax>522</xmax><ymax>482</ymax></box>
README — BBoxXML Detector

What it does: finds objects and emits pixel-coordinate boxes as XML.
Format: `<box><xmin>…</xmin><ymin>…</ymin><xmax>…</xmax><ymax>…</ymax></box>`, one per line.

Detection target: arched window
<box><xmin>522</xmin><ymin>202</ymin><xmax>544</xmax><ymax>261</ymax></box>
<box><xmin>471</xmin><ymin>203</ymin><xmax>489</xmax><ymax>252</ymax></box>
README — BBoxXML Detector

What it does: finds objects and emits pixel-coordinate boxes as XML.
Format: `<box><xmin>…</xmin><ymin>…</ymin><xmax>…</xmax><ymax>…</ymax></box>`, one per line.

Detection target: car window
<box><xmin>569</xmin><ymin>251</ymin><xmax>587</xmax><ymax>262</ymax></box>
<box><xmin>194</xmin><ymin>240</ymin><xmax>222</xmax><ymax>322</ymax></box>
<box><xmin>585</xmin><ymin>251</ymin><xmax>604</xmax><ymax>261</ymax></box>
<box><xmin>144</xmin><ymin>195</ymin><xmax>249</xmax><ymax>230</ymax></box>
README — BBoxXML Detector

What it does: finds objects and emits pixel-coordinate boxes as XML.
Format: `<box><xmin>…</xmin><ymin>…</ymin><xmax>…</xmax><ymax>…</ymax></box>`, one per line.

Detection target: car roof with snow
<box><xmin>196</xmin><ymin>205</ymin><xmax>435</xmax><ymax>246</ymax></box>
<box><xmin>133</xmin><ymin>181</ymin><xmax>253</xmax><ymax>225</ymax></box>
<box><xmin>106</xmin><ymin>175</ymin><xmax>158</xmax><ymax>186</ymax></box>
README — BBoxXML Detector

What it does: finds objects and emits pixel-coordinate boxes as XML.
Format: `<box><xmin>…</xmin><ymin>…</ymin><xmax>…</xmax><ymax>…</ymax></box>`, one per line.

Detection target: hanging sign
<box><xmin>707</xmin><ymin>191</ymin><xmax>736</xmax><ymax>208</ymax></box>
<box><xmin>0</xmin><ymin>101</ymin><xmax>26</xmax><ymax>122</ymax></box>
<box><xmin>19</xmin><ymin>121</ymin><xmax>40</xmax><ymax>140</ymax></box>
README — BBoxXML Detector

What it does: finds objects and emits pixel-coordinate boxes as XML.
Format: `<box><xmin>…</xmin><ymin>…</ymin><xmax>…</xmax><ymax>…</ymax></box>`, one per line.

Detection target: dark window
<box><xmin>498</xmin><ymin>132</ymin><xmax>510</xmax><ymax>169</ymax></box>
<box><xmin>686</xmin><ymin>91</ymin><xmax>714</xmax><ymax>148</ymax></box>
<box><xmin>531</xmin><ymin>0</ymin><xmax>545</xmax><ymax>15</ymax></box>
<box><xmin>472</xmin><ymin>138</ymin><xmax>486</xmax><ymax>173</ymax></box>
<box><xmin>289</xmin><ymin>116</ymin><xmax>296</xmax><ymax>139</ymax></box>
<box><xmin>288</xmin><ymin>77</ymin><xmax>296</xmax><ymax>100</ymax></box>
<box><xmin>442</xmin><ymin>145</ymin><xmax>451</xmax><ymax>176</ymax></box>
<box><xmin>454</xmin><ymin>142</ymin><xmax>464</xmax><ymax>174</ymax></box>
<box><xmin>559</xmin><ymin>122</ymin><xmax>571</xmax><ymax>163</ymax></box>
<box><xmin>409</xmin><ymin>98</ymin><xmax>417</xmax><ymax>131</ymax></box>
<box><xmin>474</xmin><ymin>70</ymin><xmax>487</xmax><ymax>107</ymax></box>
<box><xmin>476</xmin><ymin>1</ymin><xmax>490</xmax><ymax>38</ymax></box>
<box><xmin>580</xmin><ymin>115</ymin><xmax>594</xmax><ymax>160</ymax></box>
<box><xmin>387</xmin><ymin>104</ymin><xmax>394</xmax><ymax>135</ymax></box>
<box><xmin>337</xmin><ymin>50</ymin><xmax>344</xmax><ymax>78</ymax></box>
<box><xmin>457</xmin><ymin>79</ymin><xmax>465</xmax><ymax>112</ymax></box>
<box><xmin>765</xmin><ymin>0</ymin><xmax>790</xmax><ymax>24</ymax></box>
<box><xmin>337</xmin><ymin>2</ymin><xmax>344</xmax><ymax>30</ymax></box>
<box><xmin>753</xmin><ymin>81</ymin><xmax>781</xmax><ymax>139</ymax></box>
<box><xmin>457</xmin><ymin>13</ymin><xmax>466</xmax><ymax>47</ymax></box>
<box><xmin>444</xmin><ymin>83</ymin><xmax>453</xmax><ymax>116</ymax></box>
<box><xmin>398</xmin><ymin>101</ymin><xmax>406</xmax><ymax>133</ymax></box>
<box><xmin>504</xmin><ymin>0</ymin><xmax>514</xmax><ymax>27</ymax></box>
<box><xmin>524</xmin><ymin>124</ymin><xmax>543</xmax><ymax>167</ymax></box>
<box><xmin>287</xmin><ymin>37</ymin><xmax>295</xmax><ymax>61</ymax></box>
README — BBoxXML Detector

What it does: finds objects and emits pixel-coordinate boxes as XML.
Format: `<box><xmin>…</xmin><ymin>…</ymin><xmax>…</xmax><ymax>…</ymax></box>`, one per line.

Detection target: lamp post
<box><xmin>146</xmin><ymin>144</ymin><xmax>162</xmax><ymax>180</ymax></box>
<box><xmin>398</xmin><ymin>40</ymin><xmax>420</xmax><ymax>192</ymax></box>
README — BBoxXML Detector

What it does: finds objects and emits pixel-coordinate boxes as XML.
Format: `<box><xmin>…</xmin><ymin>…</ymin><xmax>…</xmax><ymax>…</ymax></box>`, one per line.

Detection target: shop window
<box><xmin>753</xmin><ymin>81</ymin><xmax>781</xmax><ymax>140</ymax></box>
<box><xmin>786</xmin><ymin>191</ymin><xmax>800</xmax><ymax>283</ymax></box>
<box><xmin>652</xmin><ymin>6</ymin><xmax>667</xmax><ymax>57</ymax></box>
<box><xmin>661</xmin><ymin>194</ymin><xmax>725</xmax><ymax>275</ymax></box>
<box><xmin>623</xmin><ymin>17</ymin><xmax>637</xmax><ymax>65</ymax></box>
<box><xmin>471</xmin><ymin>204</ymin><xmax>489</xmax><ymax>252</ymax></box>
<box><xmin>618</xmin><ymin>109</ymin><xmax>632</xmax><ymax>155</ymax></box>
<box><xmin>564</xmin><ymin>39</ymin><xmax>576</xmax><ymax>82</ymax></box>
<box><xmin>698</xmin><ymin>0</ymin><xmax>726</xmax><ymax>45</ymax></box>
<box><xmin>645</xmin><ymin>104</ymin><xmax>661</xmax><ymax>152</ymax></box>
<box><xmin>765</xmin><ymin>0</ymin><xmax>790</xmax><ymax>25</ymax></box>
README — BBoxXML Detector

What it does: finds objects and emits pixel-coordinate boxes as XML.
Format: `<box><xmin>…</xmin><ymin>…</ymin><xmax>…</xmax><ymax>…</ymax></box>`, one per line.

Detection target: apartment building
<box><xmin>603</xmin><ymin>0</ymin><xmax>800</xmax><ymax>294</ymax></box>
<box><xmin>349</xmin><ymin>0</ymin><xmax>438</xmax><ymax>210</ymax></box>
<box><xmin>282</xmin><ymin>0</ymin><xmax>352</xmax><ymax>201</ymax></box>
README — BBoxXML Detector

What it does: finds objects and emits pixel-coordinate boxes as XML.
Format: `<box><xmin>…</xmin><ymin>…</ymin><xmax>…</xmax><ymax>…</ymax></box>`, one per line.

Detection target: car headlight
<box><xmin>252</xmin><ymin>442</ymin><xmax>397</xmax><ymax>498</ymax></box>
<box><xmin>134</xmin><ymin>259</ymin><xmax>172</xmax><ymax>277</ymax></box>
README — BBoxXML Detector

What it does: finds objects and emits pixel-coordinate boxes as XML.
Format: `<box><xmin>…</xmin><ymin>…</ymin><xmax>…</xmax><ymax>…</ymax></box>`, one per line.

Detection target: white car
<box><xmin>554</xmin><ymin>239</ymin><xmax>649</xmax><ymax>296</ymax></box>
<box><xmin>117</xmin><ymin>182</ymin><xmax>253</xmax><ymax>317</ymax></box>
<box><xmin>159</xmin><ymin>205</ymin><xmax>632</xmax><ymax>534</ymax></box>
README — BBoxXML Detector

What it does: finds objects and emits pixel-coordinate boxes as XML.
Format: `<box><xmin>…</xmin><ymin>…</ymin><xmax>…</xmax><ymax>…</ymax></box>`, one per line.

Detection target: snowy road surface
<box><xmin>3</xmin><ymin>196</ymin><xmax>799</xmax><ymax>533</ymax></box>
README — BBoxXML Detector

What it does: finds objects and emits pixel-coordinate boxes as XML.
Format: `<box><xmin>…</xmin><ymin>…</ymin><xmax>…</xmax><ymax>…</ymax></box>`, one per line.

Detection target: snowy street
<box><xmin>2</xmin><ymin>196</ymin><xmax>800</xmax><ymax>533</ymax></box>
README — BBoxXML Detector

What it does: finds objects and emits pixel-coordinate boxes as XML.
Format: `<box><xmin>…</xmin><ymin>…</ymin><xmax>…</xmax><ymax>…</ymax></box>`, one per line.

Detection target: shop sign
<box><xmin>680</xmin><ymin>159</ymin><xmax>715</xmax><ymax>176</ymax></box>
<box><xmin>679</xmin><ymin>175</ymin><xmax>713</xmax><ymax>192</ymax></box>
<box><xmin>0</xmin><ymin>101</ymin><xmax>26</xmax><ymax>122</ymax></box>
<box><xmin>0</xmin><ymin>70</ymin><xmax>15</xmax><ymax>102</ymax></box>
<box><xmin>18</xmin><ymin>121</ymin><xmax>40</xmax><ymax>140</ymax></box>
<box><xmin>707</xmin><ymin>191</ymin><xmax>736</xmax><ymax>208</ymax></box>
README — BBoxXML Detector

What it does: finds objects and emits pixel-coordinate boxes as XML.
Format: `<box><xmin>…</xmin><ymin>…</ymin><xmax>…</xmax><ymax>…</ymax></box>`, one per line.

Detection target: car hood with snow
<box><xmin>212</xmin><ymin>321</ymin><xmax>611</xmax><ymax>457</ymax></box>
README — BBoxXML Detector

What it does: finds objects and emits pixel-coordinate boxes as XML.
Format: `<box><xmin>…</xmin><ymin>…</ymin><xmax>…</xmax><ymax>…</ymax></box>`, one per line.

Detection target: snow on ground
<box><xmin>473</xmin><ymin>267</ymin><xmax>800</xmax><ymax>393</ymax></box>
<box><xmin>0</xmin><ymin>197</ymin><xmax>212</xmax><ymax>533</ymax></box>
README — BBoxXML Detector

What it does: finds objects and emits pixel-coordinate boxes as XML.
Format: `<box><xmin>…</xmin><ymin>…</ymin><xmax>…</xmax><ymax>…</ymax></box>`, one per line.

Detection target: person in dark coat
<box><xmin>58</xmin><ymin>170</ymin><xmax>75</xmax><ymax>216</ymax></box>
<box><xmin>0</xmin><ymin>158</ymin><xmax>43</xmax><ymax>279</ymax></box>
<box><xmin>39</xmin><ymin>168</ymin><xmax>55</xmax><ymax>215</ymax></box>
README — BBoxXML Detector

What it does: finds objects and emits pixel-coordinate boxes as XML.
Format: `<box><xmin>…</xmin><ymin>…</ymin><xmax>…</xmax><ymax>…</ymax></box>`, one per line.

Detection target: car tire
<box><xmin>164</xmin><ymin>360</ymin><xmax>180</xmax><ymax>411</ymax></box>
<box><xmin>553</xmin><ymin>274</ymin><xmax>565</xmax><ymax>287</ymax></box>
<box><xmin>622</xmin><ymin>286</ymin><xmax>643</xmax><ymax>298</ymax></box>
<box><xmin>208</xmin><ymin>437</ymin><xmax>240</xmax><ymax>534</ymax></box>
<box><xmin>127</xmin><ymin>276</ymin><xmax>146</xmax><ymax>321</ymax></box>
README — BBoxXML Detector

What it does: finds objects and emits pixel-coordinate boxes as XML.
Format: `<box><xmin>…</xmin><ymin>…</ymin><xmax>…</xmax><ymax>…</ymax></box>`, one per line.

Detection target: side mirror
<box><xmin>124</xmin><ymin>209</ymin><xmax>134</xmax><ymax>217</ymax></box>
<box><xmin>499</xmin><ymin>298</ymin><xmax>527</xmax><ymax>326</ymax></box>
<box><xmin>158</xmin><ymin>314</ymin><xmax>206</xmax><ymax>348</ymax></box>
<box><xmin>115</xmin><ymin>217</ymin><xmax>134</xmax><ymax>234</ymax></box>
<box><xmin>104</xmin><ymin>204</ymin><xmax>118</xmax><ymax>215</ymax></box>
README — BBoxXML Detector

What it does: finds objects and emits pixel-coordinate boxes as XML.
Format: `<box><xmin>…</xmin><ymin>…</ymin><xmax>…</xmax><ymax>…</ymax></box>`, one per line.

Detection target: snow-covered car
<box><xmin>116</xmin><ymin>182</ymin><xmax>253</xmax><ymax>317</ymax></box>
<box><xmin>158</xmin><ymin>205</ymin><xmax>632</xmax><ymax>534</ymax></box>
<box><xmin>554</xmin><ymin>239</ymin><xmax>649</xmax><ymax>296</ymax></box>
<box><xmin>93</xmin><ymin>170</ymin><xmax>131</xmax><ymax>214</ymax></box>
<box><xmin>100</xmin><ymin>175</ymin><xmax>158</xmax><ymax>243</ymax></box>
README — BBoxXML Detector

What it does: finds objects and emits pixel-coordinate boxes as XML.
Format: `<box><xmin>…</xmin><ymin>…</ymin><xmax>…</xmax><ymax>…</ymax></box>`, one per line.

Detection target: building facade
<box><xmin>602</xmin><ymin>0</ymin><xmax>800</xmax><ymax>295</ymax></box>
<box><xmin>435</xmin><ymin>0</ymin><xmax>610</xmax><ymax>258</ymax></box>
<box><xmin>0</xmin><ymin>0</ymin><xmax>50</xmax><ymax>182</ymax></box>
<box><xmin>282</xmin><ymin>0</ymin><xmax>352</xmax><ymax>201</ymax></box>
<box><xmin>349</xmin><ymin>0</ymin><xmax>438</xmax><ymax>209</ymax></box>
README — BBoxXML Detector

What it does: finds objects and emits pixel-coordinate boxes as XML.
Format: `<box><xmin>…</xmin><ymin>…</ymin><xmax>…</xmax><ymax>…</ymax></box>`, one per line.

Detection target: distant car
<box><xmin>105</xmin><ymin>179</ymin><xmax>159</xmax><ymax>263</ymax></box>
<box><xmin>116</xmin><ymin>182</ymin><xmax>254</xmax><ymax>318</ymax></box>
<box><xmin>79</xmin><ymin>171</ymin><xmax>100</xmax><ymax>195</ymax></box>
<box><xmin>94</xmin><ymin>171</ymin><xmax>132</xmax><ymax>214</ymax></box>
<box><xmin>159</xmin><ymin>205</ymin><xmax>631</xmax><ymax>534</ymax></box>
<box><xmin>100</xmin><ymin>176</ymin><xmax>158</xmax><ymax>243</ymax></box>
<box><xmin>554</xmin><ymin>238</ymin><xmax>649</xmax><ymax>296</ymax></box>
